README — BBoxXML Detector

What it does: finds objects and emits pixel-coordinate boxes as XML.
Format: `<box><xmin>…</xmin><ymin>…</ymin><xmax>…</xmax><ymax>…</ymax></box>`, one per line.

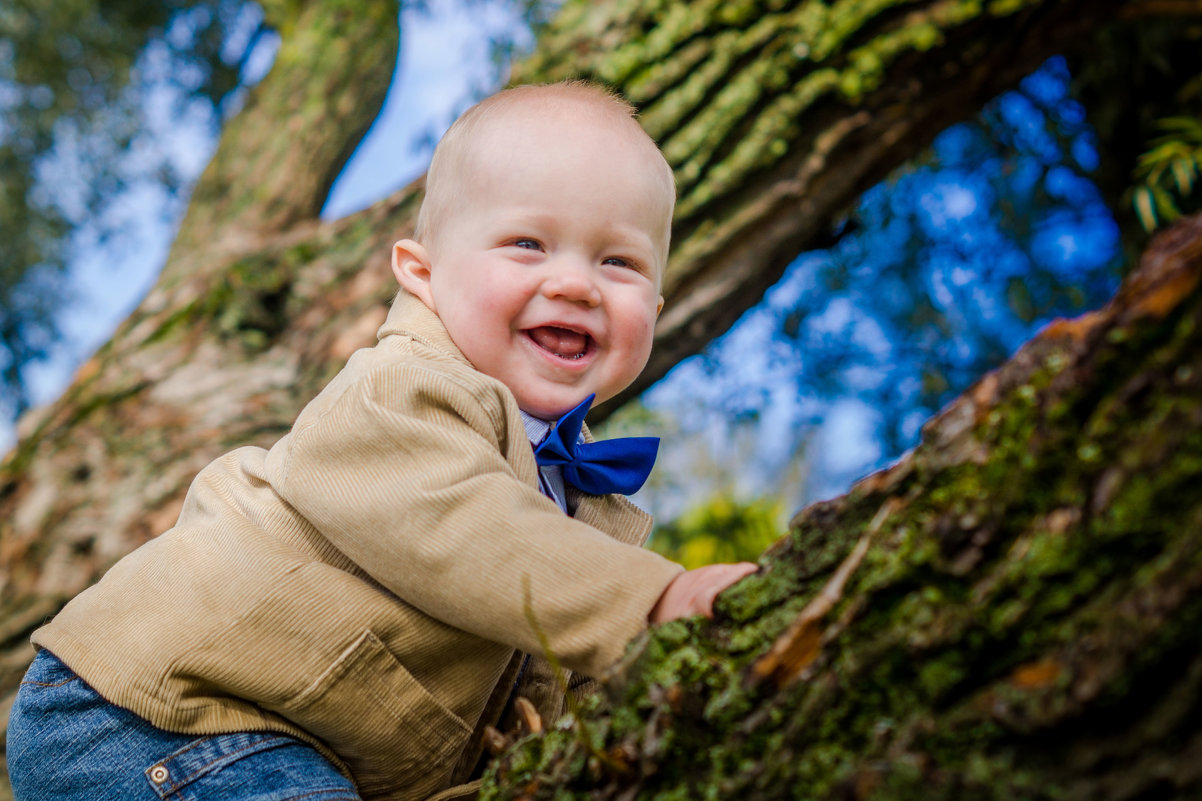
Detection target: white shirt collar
<box><xmin>518</xmin><ymin>411</ymin><xmax>552</xmax><ymax>446</ymax></box>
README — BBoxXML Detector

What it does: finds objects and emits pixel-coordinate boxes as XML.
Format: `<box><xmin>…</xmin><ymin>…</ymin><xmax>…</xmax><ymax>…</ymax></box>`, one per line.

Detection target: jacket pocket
<box><xmin>278</xmin><ymin>629</ymin><xmax>473</xmax><ymax>799</ymax></box>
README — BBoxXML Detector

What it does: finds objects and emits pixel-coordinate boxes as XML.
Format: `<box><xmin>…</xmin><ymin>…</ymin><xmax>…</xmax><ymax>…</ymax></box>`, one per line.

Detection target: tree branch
<box><xmin>173</xmin><ymin>0</ymin><xmax>399</xmax><ymax>253</ymax></box>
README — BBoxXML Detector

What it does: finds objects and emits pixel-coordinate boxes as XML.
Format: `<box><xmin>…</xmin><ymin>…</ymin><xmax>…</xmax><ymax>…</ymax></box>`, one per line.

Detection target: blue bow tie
<box><xmin>533</xmin><ymin>394</ymin><xmax>659</xmax><ymax>496</ymax></box>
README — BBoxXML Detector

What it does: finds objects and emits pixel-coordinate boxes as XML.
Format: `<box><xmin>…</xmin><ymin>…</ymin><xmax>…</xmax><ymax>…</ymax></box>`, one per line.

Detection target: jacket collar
<box><xmin>377</xmin><ymin>290</ymin><xmax>473</xmax><ymax>368</ymax></box>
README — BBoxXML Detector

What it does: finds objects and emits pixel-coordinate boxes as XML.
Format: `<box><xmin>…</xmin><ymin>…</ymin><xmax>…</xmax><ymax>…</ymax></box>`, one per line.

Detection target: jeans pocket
<box><xmin>8</xmin><ymin>651</ymin><xmax>116</xmax><ymax>800</ymax></box>
<box><xmin>9</xmin><ymin>651</ymin><xmax>197</xmax><ymax>801</ymax></box>
<box><xmin>16</xmin><ymin>647</ymin><xmax>78</xmax><ymax>688</ymax></box>
<box><xmin>143</xmin><ymin>731</ymin><xmax>360</xmax><ymax>801</ymax></box>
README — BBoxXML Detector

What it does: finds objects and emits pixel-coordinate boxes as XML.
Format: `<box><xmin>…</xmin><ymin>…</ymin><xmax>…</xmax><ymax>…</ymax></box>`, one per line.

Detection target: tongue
<box><xmin>529</xmin><ymin>326</ymin><xmax>588</xmax><ymax>358</ymax></box>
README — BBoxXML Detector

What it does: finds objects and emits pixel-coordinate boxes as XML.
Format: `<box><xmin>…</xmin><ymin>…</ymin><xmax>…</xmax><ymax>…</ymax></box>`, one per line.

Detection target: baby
<box><xmin>6</xmin><ymin>81</ymin><xmax>757</xmax><ymax>801</ymax></box>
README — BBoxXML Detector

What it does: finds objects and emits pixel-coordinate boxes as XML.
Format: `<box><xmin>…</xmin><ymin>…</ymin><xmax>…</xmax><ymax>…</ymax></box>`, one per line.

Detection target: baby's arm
<box><xmin>648</xmin><ymin>562</ymin><xmax>759</xmax><ymax>623</ymax></box>
<box><xmin>270</xmin><ymin>360</ymin><xmax>684</xmax><ymax>676</ymax></box>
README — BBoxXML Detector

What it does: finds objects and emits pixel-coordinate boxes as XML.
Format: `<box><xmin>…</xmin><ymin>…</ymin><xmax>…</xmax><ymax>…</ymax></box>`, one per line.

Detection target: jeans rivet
<box><xmin>149</xmin><ymin>765</ymin><xmax>170</xmax><ymax>784</ymax></box>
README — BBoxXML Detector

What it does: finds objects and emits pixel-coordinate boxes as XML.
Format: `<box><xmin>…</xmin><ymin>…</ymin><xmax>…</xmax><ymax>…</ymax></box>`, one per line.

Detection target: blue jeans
<box><xmin>7</xmin><ymin>650</ymin><xmax>362</xmax><ymax>801</ymax></box>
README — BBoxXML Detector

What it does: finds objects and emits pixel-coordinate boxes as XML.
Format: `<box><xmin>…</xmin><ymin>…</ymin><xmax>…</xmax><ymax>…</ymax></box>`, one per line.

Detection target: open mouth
<box><xmin>525</xmin><ymin>325</ymin><xmax>593</xmax><ymax>361</ymax></box>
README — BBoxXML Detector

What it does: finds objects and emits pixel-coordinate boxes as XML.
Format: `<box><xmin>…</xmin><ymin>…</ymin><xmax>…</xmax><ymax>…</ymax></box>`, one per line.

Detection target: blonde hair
<box><xmin>414</xmin><ymin>81</ymin><xmax>675</xmax><ymax>249</ymax></box>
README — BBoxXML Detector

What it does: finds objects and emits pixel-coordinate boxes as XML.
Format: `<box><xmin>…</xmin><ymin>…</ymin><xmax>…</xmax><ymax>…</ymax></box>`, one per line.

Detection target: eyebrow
<box><xmin>496</xmin><ymin>211</ymin><xmax>656</xmax><ymax>244</ymax></box>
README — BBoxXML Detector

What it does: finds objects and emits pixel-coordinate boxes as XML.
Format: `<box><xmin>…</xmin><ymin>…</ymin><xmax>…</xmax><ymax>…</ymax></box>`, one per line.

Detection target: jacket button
<box><xmin>149</xmin><ymin>765</ymin><xmax>170</xmax><ymax>784</ymax></box>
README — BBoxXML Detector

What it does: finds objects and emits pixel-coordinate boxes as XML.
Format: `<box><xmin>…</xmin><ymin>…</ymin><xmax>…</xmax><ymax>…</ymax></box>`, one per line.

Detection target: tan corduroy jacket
<box><xmin>33</xmin><ymin>292</ymin><xmax>684</xmax><ymax>801</ymax></box>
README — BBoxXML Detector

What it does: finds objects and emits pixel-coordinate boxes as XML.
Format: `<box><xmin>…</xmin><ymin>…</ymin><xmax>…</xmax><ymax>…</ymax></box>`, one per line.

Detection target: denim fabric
<box><xmin>7</xmin><ymin>650</ymin><xmax>361</xmax><ymax>801</ymax></box>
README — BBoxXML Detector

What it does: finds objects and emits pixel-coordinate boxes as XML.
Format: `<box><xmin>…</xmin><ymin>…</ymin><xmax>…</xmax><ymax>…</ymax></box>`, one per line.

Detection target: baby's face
<box><xmin>398</xmin><ymin>112</ymin><xmax>671</xmax><ymax>419</ymax></box>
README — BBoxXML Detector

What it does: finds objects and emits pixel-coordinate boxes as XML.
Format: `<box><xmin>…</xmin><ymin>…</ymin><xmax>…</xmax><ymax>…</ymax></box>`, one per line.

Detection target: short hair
<box><xmin>414</xmin><ymin>81</ymin><xmax>675</xmax><ymax>249</ymax></box>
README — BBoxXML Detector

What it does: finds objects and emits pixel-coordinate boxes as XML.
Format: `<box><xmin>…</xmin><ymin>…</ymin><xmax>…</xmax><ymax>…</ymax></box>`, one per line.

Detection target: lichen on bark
<box><xmin>480</xmin><ymin>214</ymin><xmax>1202</xmax><ymax>800</ymax></box>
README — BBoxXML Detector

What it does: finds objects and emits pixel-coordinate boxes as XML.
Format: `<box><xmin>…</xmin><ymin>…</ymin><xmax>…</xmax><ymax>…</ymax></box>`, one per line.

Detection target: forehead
<box><xmin>466</xmin><ymin>100</ymin><xmax>663</xmax><ymax>173</ymax></box>
<box><xmin>464</xmin><ymin>105</ymin><xmax>672</xmax><ymax>216</ymax></box>
<box><xmin>423</xmin><ymin>92</ymin><xmax>676</xmax><ymax>274</ymax></box>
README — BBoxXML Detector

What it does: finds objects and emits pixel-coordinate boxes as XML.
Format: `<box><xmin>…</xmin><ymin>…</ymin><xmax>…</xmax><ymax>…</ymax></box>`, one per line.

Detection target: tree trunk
<box><xmin>481</xmin><ymin>211</ymin><xmax>1202</xmax><ymax>800</ymax></box>
<box><xmin>1</xmin><ymin>0</ymin><xmax>1199</xmax><ymax>794</ymax></box>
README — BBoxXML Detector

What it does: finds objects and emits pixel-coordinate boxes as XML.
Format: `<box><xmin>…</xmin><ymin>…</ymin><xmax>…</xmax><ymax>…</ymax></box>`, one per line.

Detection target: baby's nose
<box><xmin>543</xmin><ymin>260</ymin><xmax>601</xmax><ymax>306</ymax></box>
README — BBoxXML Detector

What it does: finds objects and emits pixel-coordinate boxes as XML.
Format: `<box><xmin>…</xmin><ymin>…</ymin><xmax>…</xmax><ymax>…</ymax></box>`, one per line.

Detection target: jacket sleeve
<box><xmin>268</xmin><ymin>359</ymin><xmax>684</xmax><ymax>677</ymax></box>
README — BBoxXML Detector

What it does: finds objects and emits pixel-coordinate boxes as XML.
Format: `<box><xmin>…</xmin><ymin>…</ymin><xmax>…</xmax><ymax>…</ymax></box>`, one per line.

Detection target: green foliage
<box><xmin>649</xmin><ymin>494</ymin><xmax>782</xmax><ymax>569</ymax></box>
<box><xmin>1132</xmin><ymin>112</ymin><xmax>1202</xmax><ymax>232</ymax></box>
<box><xmin>1074</xmin><ymin>17</ymin><xmax>1202</xmax><ymax>251</ymax></box>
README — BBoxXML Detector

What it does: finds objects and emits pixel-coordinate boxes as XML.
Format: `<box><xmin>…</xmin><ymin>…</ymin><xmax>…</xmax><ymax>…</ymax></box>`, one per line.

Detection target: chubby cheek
<box><xmin>618</xmin><ymin>304</ymin><xmax>658</xmax><ymax>369</ymax></box>
<box><xmin>634</xmin><ymin>321</ymin><xmax>656</xmax><ymax>366</ymax></box>
<box><xmin>471</xmin><ymin>271</ymin><xmax>524</xmax><ymax>320</ymax></box>
<box><xmin>449</xmin><ymin>279</ymin><xmax>505</xmax><ymax>329</ymax></box>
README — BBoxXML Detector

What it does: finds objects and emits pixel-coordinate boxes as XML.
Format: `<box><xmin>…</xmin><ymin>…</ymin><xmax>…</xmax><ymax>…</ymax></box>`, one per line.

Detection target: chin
<box><xmin>519</xmin><ymin>394</ymin><xmax>591</xmax><ymax>421</ymax></box>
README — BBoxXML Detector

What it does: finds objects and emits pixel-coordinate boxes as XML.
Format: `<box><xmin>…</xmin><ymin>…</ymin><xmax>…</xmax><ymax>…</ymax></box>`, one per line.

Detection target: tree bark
<box><xmin>481</xmin><ymin>210</ymin><xmax>1202</xmax><ymax>800</ymax></box>
<box><xmin>515</xmin><ymin>0</ymin><xmax>1142</xmax><ymax>411</ymax></box>
<box><xmin>1</xmin><ymin>0</ymin><xmax>1199</xmax><ymax>794</ymax></box>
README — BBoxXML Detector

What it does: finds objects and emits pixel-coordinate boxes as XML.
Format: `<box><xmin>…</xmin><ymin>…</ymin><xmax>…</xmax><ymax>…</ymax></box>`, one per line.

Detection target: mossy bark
<box><xmin>517</xmin><ymin>0</ymin><xmax>1158</xmax><ymax>411</ymax></box>
<box><xmin>1</xmin><ymin>0</ymin><xmax>1200</xmax><ymax>797</ymax></box>
<box><xmin>481</xmin><ymin>211</ymin><xmax>1202</xmax><ymax>800</ymax></box>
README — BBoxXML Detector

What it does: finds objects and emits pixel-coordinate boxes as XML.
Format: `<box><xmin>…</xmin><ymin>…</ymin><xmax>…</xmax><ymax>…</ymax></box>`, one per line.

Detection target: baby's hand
<box><xmin>649</xmin><ymin>562</ymin><xmax>759</xmax><ymax>623</ymax></box>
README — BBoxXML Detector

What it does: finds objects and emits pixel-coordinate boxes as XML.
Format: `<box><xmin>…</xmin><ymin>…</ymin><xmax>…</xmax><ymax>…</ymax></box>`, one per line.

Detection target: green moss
<box><xmin>480</xmin><ymin>7</ymin><xmax>1202</xmax><ymax>800</ymax></box>
<box><xmin>529</xmin><ymin>0</ymin><xmax>1044</xmax><ymax>227</ymax></box>
<box><xmin>625</xmin><ymin>39</ymin><xmax>712</xmax><ymax>107</ymax></box>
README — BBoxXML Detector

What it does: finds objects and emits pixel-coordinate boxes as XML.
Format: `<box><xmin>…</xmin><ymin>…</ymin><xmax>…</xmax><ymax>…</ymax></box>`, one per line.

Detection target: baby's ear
<box><xmin>391</xmin><ymin>239</ymin><xmax>436</xmax><ymax>312</ymax></box>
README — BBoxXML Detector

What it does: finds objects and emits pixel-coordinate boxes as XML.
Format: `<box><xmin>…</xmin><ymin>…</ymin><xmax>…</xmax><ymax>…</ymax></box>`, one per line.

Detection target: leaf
<box><xmin>1152</xmin><ymin>184</ymin><xmax>1183</xmax><ymax>224</ymax></box>
<box><xmin>1155</xmin><ymin>116</ymin><xmax>1202</xmax><ymax>140</ymax></box>
<box><xmin>1171</xmin><ymin>158</ymin><xmax>1196</xmax><ymax>196</ymax></box>
<box><xmin>1134</xmin><ymin>186</ymin><xmax>1158</xmax><ymax>233</ymax></box>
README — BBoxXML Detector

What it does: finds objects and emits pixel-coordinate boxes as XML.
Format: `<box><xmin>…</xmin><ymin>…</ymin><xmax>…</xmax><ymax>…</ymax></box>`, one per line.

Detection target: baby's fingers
<box><xmin>650</xmin><ymin>561</ymin><xmax>758</xmax><ymax>623</ymax></box>
<box><xmin>697</xmin><ymin>562</ymin><xmax>759</xmax><ymax>612</ymax></box>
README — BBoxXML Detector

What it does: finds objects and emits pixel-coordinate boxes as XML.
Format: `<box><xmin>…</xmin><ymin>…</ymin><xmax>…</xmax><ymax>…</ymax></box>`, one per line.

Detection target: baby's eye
<box><xmin>514</xmin><ymin>238</ymin><xmax>542</xmax><ymax>251</ymax></box>
<box><xmin>603</xmin><ymin>256</ymin><xmax>642</xmax><ymax>272</ymax></box>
